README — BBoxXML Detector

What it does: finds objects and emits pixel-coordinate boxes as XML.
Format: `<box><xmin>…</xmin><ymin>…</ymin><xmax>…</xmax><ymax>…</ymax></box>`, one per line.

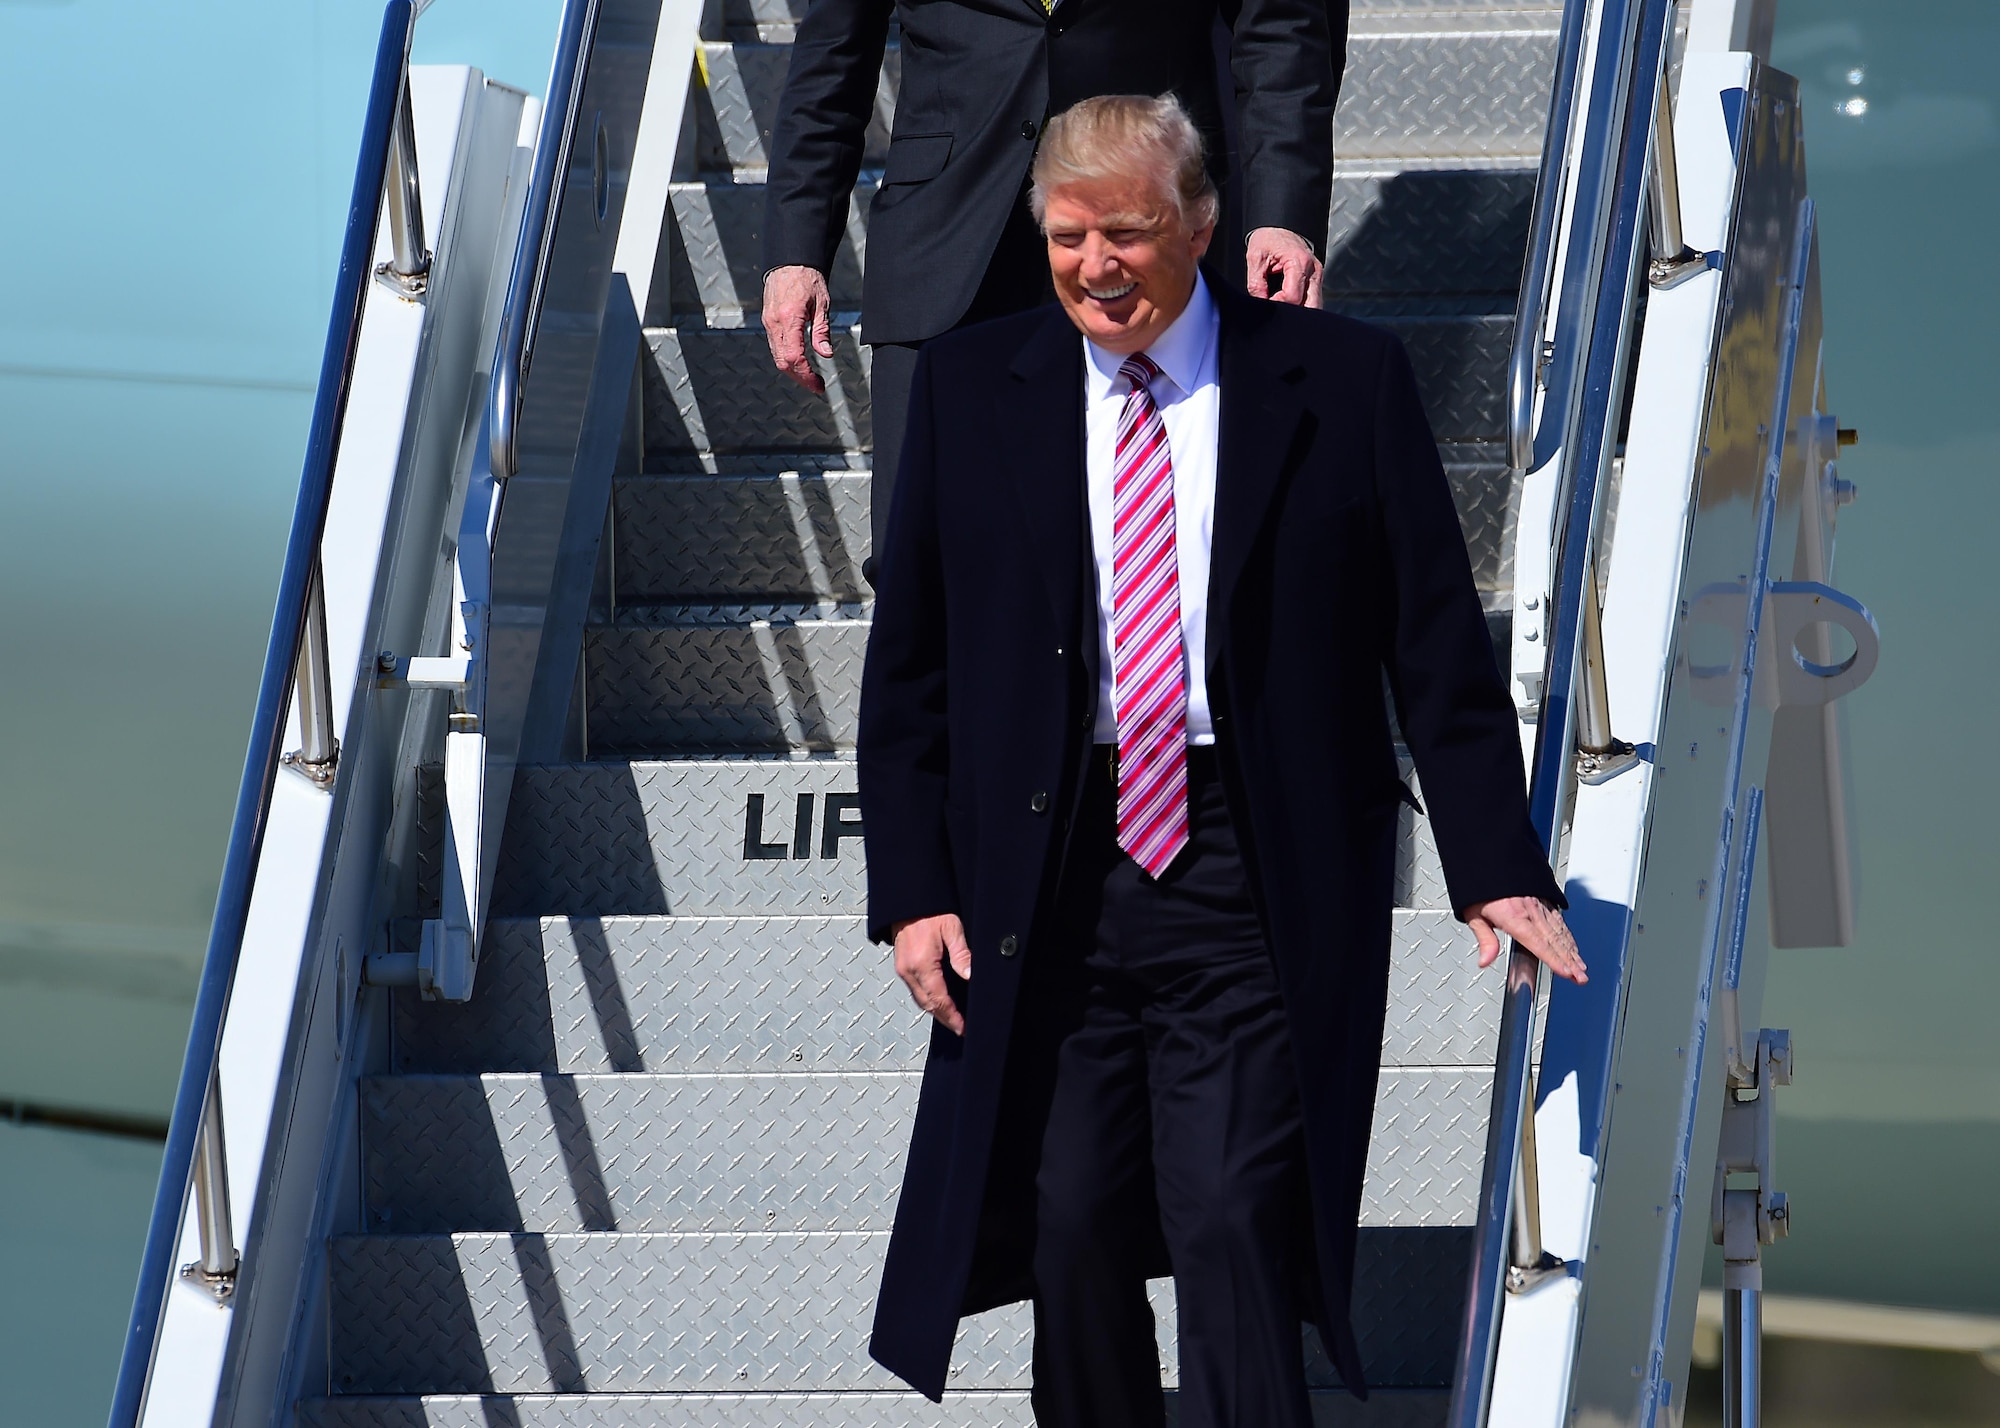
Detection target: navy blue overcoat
<box><xmin>856</xmin><ymin>282</ymin><xmax>1563</xmax><ymax>1399</ymax></box>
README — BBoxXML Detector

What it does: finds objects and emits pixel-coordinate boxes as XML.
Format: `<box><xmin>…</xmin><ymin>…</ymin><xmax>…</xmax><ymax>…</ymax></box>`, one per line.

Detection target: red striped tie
<box><xmin>1111</xmin><ymin>352</ymin><xmax>1189</xmax><ymax>879</ymax></box>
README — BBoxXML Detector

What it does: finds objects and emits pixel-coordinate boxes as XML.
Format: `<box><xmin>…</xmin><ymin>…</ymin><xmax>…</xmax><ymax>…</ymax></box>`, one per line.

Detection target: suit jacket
<box><xmin>761</xmin><ymin>0</ymin><xmax>1344</xmax><ymax>345</ymax></box>
<box><xmin>856</xmin><ymin>282</ymin><xmax>1564</xmax><ymax>1399</ymax></box>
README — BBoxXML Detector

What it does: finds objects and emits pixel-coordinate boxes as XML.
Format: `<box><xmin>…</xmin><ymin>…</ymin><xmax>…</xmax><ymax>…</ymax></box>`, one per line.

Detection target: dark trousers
<box><xmin>1025</xmin><ymin>746</ymin><xmax>1314</xmax><ymax>1428</ymax></box>
<box><xmin>866</xmin><ymin>181</ymin><xmax>1053</xmax><ymax>570</ymax></box>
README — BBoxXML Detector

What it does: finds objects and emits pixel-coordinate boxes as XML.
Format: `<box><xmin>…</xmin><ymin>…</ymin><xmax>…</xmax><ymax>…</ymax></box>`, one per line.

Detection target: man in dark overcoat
<box><xmin>758</xmin><ymin>0</ymin><xmax>1349</xmax><ymax>571</ymax></box>
<box><xmin>856</xmin><ymin>95</ymin><xmax>1585</xmax><ymax>1427</ymax></box>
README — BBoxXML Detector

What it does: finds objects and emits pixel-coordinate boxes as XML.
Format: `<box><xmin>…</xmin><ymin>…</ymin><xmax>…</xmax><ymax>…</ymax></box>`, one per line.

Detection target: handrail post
<box><xmin>283</xmin><ymin>560</ymin><xmax>340</xmax><ymax>787</ymax></box>
<box><xmin>179</xmin><ymin>1072</ymin><xmax>238</xmax><ymax>1305</ymax></box>
<box><xmin>1646</xmin><ymin>72</ymin><xmax>1706</xmax><ymax>287</ymax></box>
<box><xmin>377</xmin><ymin>68</ymin><xmax>433</xmax><ymax>296</ymax></box>
<box><xmin>1574</xmin><ymin>553</ymin><xmax>1637</xmax><ymax>782</ymax></box>
<box><xmin>1504</xmin><ymin>950</ymin><xmax>1565</xmax><ymax>1294</ymax></box>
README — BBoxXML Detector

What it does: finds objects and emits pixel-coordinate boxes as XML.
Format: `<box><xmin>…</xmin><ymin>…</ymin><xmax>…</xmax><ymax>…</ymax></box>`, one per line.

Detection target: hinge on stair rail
<box><xmin>1710</xmin><ymin>1029</ymin><xmax>1793</xmax><ymax>1428</ymax></box>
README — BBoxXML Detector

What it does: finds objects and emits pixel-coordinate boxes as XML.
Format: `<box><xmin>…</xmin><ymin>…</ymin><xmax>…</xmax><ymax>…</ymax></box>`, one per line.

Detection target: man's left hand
<box><xmin>1247</xmin><ymin>227</ymin><xmax>1324</xmax><ymax>308</ymax></box>
<box><xmin>1463</xmin><ymin>897</ymin><xmax>1588</xmax><ymax>985</ymax></box>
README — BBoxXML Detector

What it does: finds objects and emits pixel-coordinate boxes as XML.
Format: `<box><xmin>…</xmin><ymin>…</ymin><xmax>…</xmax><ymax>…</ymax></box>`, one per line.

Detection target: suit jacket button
<box><xmin>1020</xmin><ymin>120</ymin><xmax>1037</xmax><ymax>140</ymax></box>
<box><xmin>999</xmin><ymin>935</ymin><xmax>1019</xmax><ymax>957</ymax></box>
<box><xmin>1030</xmin><ymin>791</ymin><xmax>1049</xmax><ymax>813</ymax></box>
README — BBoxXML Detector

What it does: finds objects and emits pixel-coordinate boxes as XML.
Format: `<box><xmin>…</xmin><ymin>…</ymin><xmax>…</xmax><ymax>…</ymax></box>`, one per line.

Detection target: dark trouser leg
<box><xmin>1031</xmin><ymin>750</ymin><xmax>1312</xmax><ymax>1428</ymax></box>
<box><xmin>863</xmin><ymin>340</ymin><xmax>921</xmax><ymax>581</ymax></box>
<box><xmin>1139</xmin><ymin>760</ymin><xmax>1313</xmax><ymax>1428</ymax></box>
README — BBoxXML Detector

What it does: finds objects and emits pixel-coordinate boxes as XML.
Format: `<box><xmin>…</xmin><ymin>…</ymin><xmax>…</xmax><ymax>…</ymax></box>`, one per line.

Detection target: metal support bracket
<box><xmin>1710</xmin><ymin>1028</ymin><xmax>1794</xmax><ymax>1428</ymax></box>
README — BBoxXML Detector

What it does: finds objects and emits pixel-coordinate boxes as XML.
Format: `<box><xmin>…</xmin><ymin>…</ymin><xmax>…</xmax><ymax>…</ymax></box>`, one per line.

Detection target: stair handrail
<box><xmin>489</xmin><ymin>0</ymin><xmax>604</xmax><ymax>481</ymax></box>
<box><xmin>106</xmin><ymin>5</ymin><xmax>418</xmax><ymax>1423</ymax></box>
<box><xmin>1450</xmin><ymin>0</ymin><xmax>1683</xmax><ymax>1424</ymax></box>
<box><xmin>1506</xmin><ymin>0</ymin><xmax>1591</xmax><ymax>473</ymax></box>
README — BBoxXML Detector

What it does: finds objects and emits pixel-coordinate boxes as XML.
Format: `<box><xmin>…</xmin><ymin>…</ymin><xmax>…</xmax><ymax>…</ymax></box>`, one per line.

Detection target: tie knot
<box><xmin>1119</xmin><ymin>352</ymin><xmax>1162</xmax><ymax>393</ymax></box>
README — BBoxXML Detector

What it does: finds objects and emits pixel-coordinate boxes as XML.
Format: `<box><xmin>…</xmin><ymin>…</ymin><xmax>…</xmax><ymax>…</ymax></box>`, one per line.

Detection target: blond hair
<box><xmin>1029</xmin><ymin>94</ymin><xmax>1220</xmax><ymax>232</ymax></box>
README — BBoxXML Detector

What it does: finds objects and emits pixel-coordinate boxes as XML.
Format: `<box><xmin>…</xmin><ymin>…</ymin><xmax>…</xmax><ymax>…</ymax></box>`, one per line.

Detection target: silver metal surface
<box><xmin>284</xmin><ymin>560</ymin><xmax>341</xmax><ymax>788</ymax></box>
<box><xmin>667</xmin><ymin>175</ymin><xmax>875</xmax><ymax>316</ymax></box>
<box><xmin>1574</xmin><ymin>552</ymin><xmax>1637</xmax><ymax>782</ymax></box>
<box><xmin>1645</xmin><ymin>73</ymin><xmax>1706</xmax><ymax>289</ymax></box>
<box><xmin>360</xmin><ymin>1067</ymin><xmax>1488</xmax><ymax>1235</ymax></box>
<box><xmin>1563</xmin><ymin>68</ymin><xmax>1821</xmax><ymax>1428</ymax></box>
<box><xmin>1723</xmin><ymin>1287</ymin><xmax>1761</xmax><ymax>1428</ymax></box>
<box><xmin>180</xmin><ymin>1071</ymin><xmax>239</xmax><ymax>1304</ymax></box>
<box><xmin>377</xmin><ymin>78</ymin><xmax>434</xmax><ymax>297</ymax></box>
<box><xmin>586</xmin><ymin>604</ymin><xmax>871</xmax><ymax>752</ymax></box>
<box><xmin>612</xmin><ymin>472</ymin><xmax>872</xmax><ymax>601</ymax></box>
<box><xmin>484</xmin><ymin>756</ymin><xmax>1447</xmax><ymax>917</ymax></box>
<box><xmin>1504</xmin><ymin>0</ymin><xmax>1589</xmax><ymax>471</ymax></box>
<box><xmin>396</xmin><ymin>910</ymin><xmax>1492</xmax><ymax>1075</ymax></box>
<box><xmin>298</xmin><ymin>1390</ymin><xmax>1449</xmax><ymax>1428</ymax></box>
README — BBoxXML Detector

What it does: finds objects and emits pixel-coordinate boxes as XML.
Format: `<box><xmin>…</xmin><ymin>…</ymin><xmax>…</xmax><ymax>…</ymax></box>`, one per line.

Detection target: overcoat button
<box><xmin>1020</xmin><ymin>120</ymin><xmax>1037</xmax><ymax>140</ymax></box>
<box><xmin>1030</xmin><ymin>791</ymin><xmax>1049</xmax><ymax>813</ymax></box>
<box><xmin>999</xmin><ymin>935</ymin><xmax>1019</xmax><ymax>956</ymax></box>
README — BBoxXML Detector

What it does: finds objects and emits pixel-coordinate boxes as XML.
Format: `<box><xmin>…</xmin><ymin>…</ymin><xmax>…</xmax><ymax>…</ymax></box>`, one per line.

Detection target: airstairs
<box><xmin>110</xmin><ymin>0</ymin><xmax>1877</xmax><ymax>1425</ymax></box>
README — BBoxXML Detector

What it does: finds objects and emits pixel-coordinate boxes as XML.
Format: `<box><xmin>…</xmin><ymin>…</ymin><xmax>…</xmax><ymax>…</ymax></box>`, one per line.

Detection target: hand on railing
<box><xmin>1463</xmin><ymin>896</ymin><xmax>1588</xmax><ymax>985</ymax></box>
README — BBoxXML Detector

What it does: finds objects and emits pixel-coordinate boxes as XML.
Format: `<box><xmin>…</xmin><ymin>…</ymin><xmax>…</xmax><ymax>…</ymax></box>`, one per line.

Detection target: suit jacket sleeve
<box><xmin>857</xmin><ymin>349</ymin><xmax>959</xmax><ymax>944</ymax></box>
<box><xmin>1371</xmin><ymin>336</ymin><xmax>1566</xmax><ymax>914</ymax></box>
<box><xmin>1229</xmin><ymin>0</ymin><xmax>1343</xmax><ymax>250</ymax></box>
<box><xmin>761</xmin><ymin>0</ymin><xmax>895</xmax><ymax>275</ymax></box>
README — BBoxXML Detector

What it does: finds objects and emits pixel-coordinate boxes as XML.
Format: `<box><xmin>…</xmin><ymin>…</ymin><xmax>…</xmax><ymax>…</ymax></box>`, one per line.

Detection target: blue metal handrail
<box><xmin>489</xmin><ymin>0</ymin><xmax>603</xmax><ymax>481</ymax></box>
<box><xmin>1447</xmin><ymin>0</ymin><xmax>1680</xmax><ymax>1423</ymax></box>
<box><xmin>105</xmin><ymin>5</ymin><xmax>414</xmax><ymax>1422</ymax></box>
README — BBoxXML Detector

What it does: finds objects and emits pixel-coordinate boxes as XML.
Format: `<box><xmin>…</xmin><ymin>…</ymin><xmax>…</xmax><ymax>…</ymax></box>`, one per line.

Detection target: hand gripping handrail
<box><xmin>1449</xmin><ymin>0</ymin><xmax>1680</xmax><ymax>1424</ymax></box>
<box><xmin>489</xmin><ymin>0</ymin><xmax>604</xmax><ymax>481</ymax></box>
<box><xmin>105</xmin><ymin>7</ymin><xmax>417</xmax><ymax>1423</ymax></box>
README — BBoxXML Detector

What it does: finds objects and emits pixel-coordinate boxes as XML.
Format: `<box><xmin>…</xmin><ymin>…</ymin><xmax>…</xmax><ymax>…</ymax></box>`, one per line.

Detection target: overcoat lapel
<box><xmin>1003</xmin><ymin>309</ymin><xmax>1088</xmax><ymax>654</ymax></box>
<box><xmin>1209</xmin><ymin>288</ymin><xmax>1311</xmax><ymax>673</ymax></box>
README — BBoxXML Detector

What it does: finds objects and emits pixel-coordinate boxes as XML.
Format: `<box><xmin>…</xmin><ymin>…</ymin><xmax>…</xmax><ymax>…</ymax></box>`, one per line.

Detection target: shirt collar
<box><xmin>1083</xmin><ymin>271</ymin><xmax>1218</xmax><ymax>401</ymax></box>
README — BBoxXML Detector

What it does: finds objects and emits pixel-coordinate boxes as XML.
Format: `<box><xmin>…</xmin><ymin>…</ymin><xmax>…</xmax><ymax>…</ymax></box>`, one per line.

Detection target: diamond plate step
<box><xmin>668</xmin><ymin>175</ymin><xmax>877</xmax><ymax>319</ymax></box>
<box><xmin>327</xmin><ymin>1228</ymin><xmax>1467</xmax><ymax>1394</ymax></box>
<box><xmin>692</xmin><ymin>41</ymin><xmax>899</xmax><ymax>174</ymax></box>
<box><xmin>611</xmin><ymin>472</ymin><xmax>871</xmax><ymax>603</ymax></box>
<box><xmin>642</xmin><ymin>324</ymin><xmax>871</xmax><ymax>460</ymax></box>
<box><xmin>689</xmin><ymin>26</ymin><xmax>1549</xmax><ymax>183</ymax></box>
<box><xmin>584</xmin><ymin>604</ymin><xmax>869</xmax><ymax>754</ymax></box>
<box><xmin>1325</xmin><ymin>170</ymin><xmax>1535</xmax><ymax>300</ymax></box>
<box><xmin>361</xmin><ymin>1065</ymin><xmax>1488</xmax><ymax>1235</ymax></box>
<box><xmin>485</xmin><ymin>758</ymin><xmax>1449</xmax><ymax>918</ymax></box>
<box><xmin>393</xmin><ymin>911</ymin><xmax>1489</xmax><ymax>1077</ymax></box>
<box><xmin>642</xmin><ymin>315</ymin><xmax>1508</xmax><ymax>457</ymax></box>
<box><xmin>1337</xmin><ymin>16</ymin><xmax>1557</xmax><ymax>164</ymax></box>
<box><xmin>299</xmin><ymin>1389</ymin><xmax>1450</xmax><ymax>1426</ymax></box>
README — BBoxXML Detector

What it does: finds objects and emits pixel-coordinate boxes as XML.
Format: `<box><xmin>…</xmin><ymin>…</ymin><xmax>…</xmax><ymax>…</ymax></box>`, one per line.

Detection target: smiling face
<box><xmin>1043</xmin><ymin>173</ymin><xmax>1214</xmax><ymax>354</ymax></box>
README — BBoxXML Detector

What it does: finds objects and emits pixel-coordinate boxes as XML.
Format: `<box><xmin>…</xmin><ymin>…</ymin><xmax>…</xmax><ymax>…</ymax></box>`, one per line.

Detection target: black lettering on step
<box><xmin>792</xmin><ymin>793</ymin><xmax>815</xmax><ymax>860</ymax></box>
<box><xmin>821</xmin><ymin>792</ymin><xmax>865</xmax><ymax>858</ymax></box>
<box><xmin>743</xmin><ymin>794</ymin><xmax>789</xmax><ymax>861</ymax></box>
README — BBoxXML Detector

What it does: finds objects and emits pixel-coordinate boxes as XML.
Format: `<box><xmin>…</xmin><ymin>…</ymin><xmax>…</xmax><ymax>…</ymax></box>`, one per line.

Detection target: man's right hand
<box><xmin>891</xmin><ymin>912</ymin><xmax>973</xmax><ymax>1037</ymax></box>
<box><xmin>762</xmin><ymin>264</ymin><xmax>835</xmax><ymax>394</ymax></box>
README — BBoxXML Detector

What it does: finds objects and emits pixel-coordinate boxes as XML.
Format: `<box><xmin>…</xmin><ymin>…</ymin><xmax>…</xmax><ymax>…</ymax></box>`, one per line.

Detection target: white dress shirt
<box><xmin>1084</xmin><ymin>273</ymin><xmax>1220</xmax><ymax>746</ymax></box>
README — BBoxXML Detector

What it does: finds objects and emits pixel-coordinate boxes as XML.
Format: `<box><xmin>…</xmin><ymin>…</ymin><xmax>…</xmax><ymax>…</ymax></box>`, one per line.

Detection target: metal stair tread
<box><xmin>326</xmin><ymin>1230</ymin><xmax>1467</xmax><ymax>1393</ymax></box>
<box><xmin>394</xmin><ymin>909</ymin><xmax>1490</xmax><ymax>1077</ymax></box>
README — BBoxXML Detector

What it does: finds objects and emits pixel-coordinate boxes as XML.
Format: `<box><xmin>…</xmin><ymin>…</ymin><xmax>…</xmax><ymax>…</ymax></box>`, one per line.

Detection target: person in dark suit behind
<box><xmin>857</xmin><ymin>95</ymin><xmax>1587</xmax><ymax>1426</ymax></box>
<box><xmin>759</xmin><ymin>0</ymin><xmax>1348</xmax><ymax>572</ymax></box>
